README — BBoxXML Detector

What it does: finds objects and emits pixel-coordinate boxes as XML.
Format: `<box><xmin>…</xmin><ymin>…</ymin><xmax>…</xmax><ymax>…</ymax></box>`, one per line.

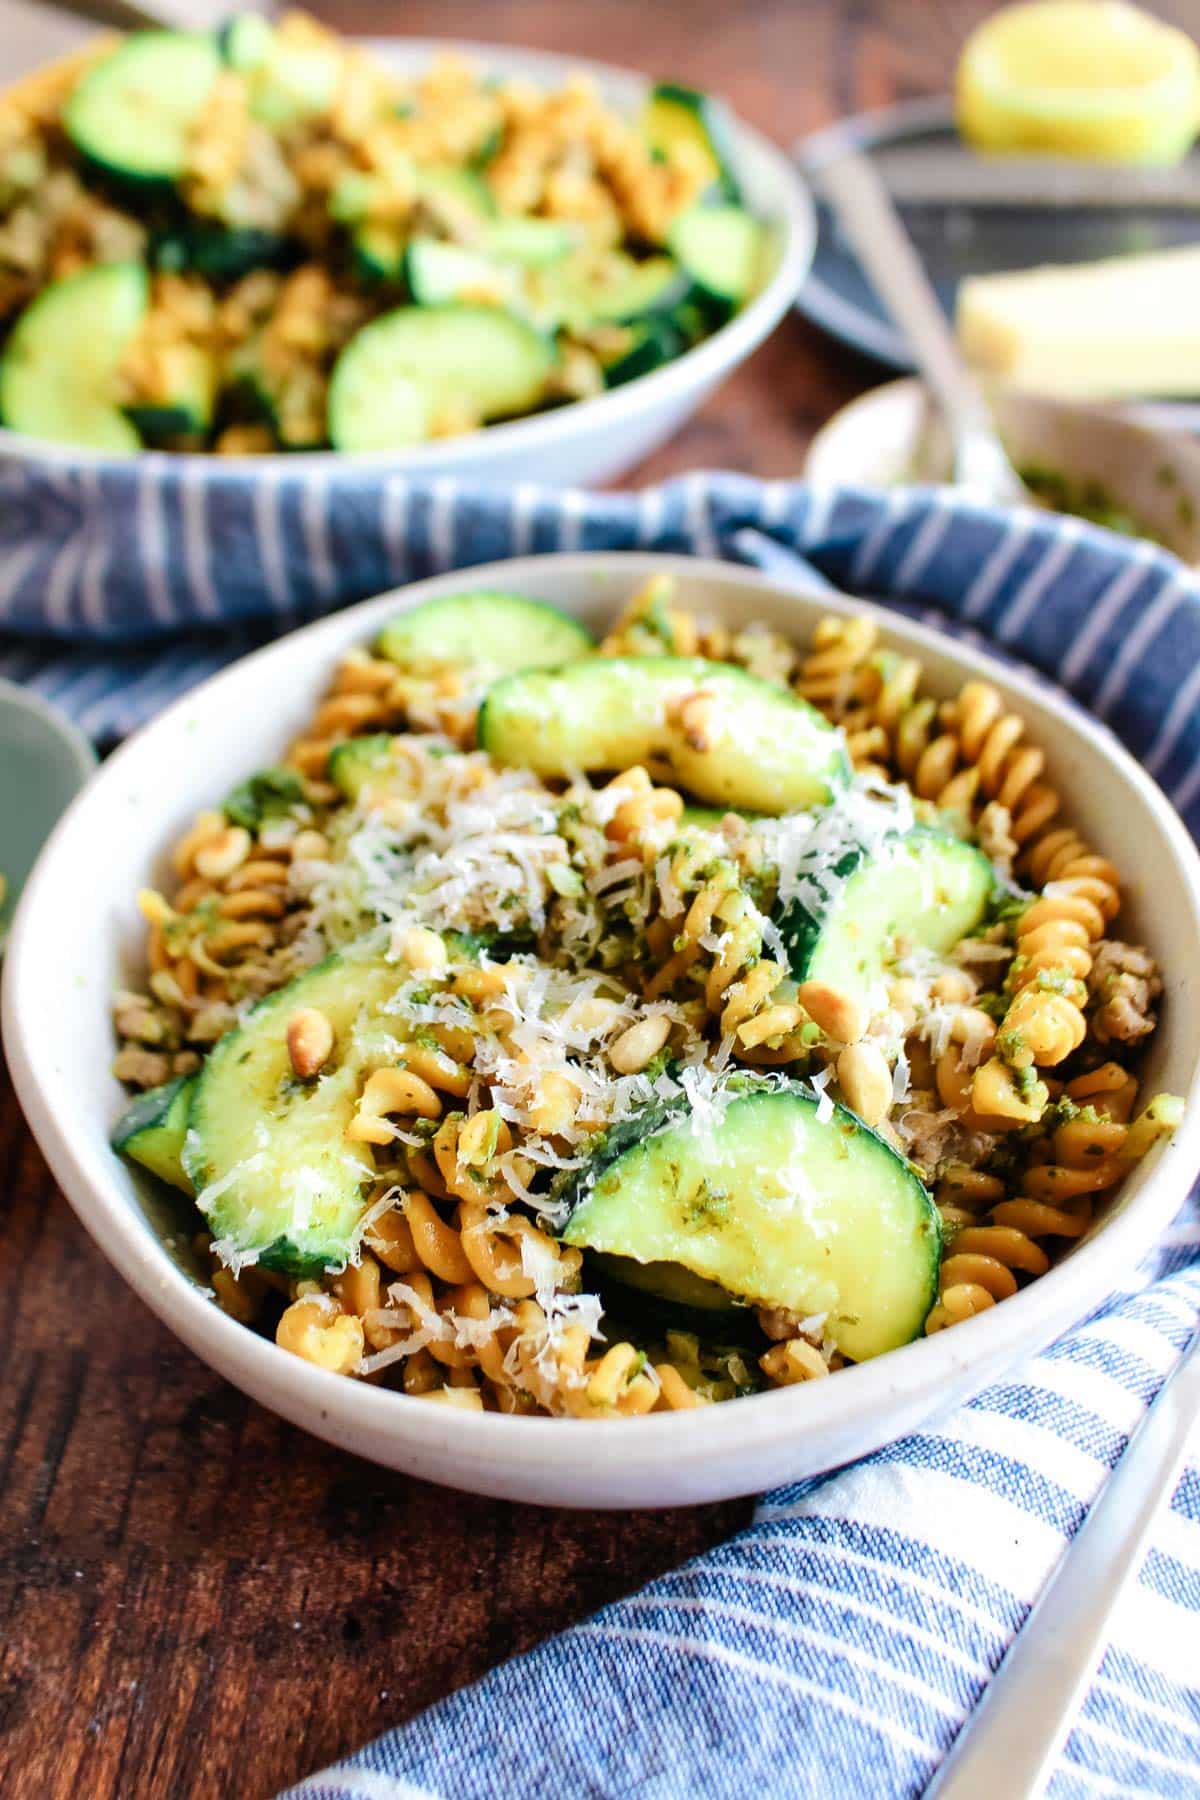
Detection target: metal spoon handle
<box><xmin>818</xmin><ymin>152</ymin><xmax>1023</xmax><ymax>501</ymax></box>
<box><xmin>926</xmin><ymin>1324</ymin><xmax>1200</xmax><ymax>1799</ymax></box>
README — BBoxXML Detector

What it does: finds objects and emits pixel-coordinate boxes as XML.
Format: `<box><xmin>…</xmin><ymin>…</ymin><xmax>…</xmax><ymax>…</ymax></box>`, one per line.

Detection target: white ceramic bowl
<box><xmin>806</xmin><ymin>378</ymin><xmax>1200</xmax><ymax>563</ymax></box>
<box><xmin>6</xmin><ymin>553</ymin><xmax>1200</xmax><ymax>1509</ymax></box>
<box><xmin>0</xmin><ymin>39</ymin><xmax>814</xmax><ymax>490</ymax></box>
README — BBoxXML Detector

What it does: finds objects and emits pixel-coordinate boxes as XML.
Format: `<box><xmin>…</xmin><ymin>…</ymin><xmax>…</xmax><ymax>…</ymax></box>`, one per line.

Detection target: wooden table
<box><xmin>11</xmin><ymin>2</ymin><xmax>1194</xmax><ymax>1794</ymax></box>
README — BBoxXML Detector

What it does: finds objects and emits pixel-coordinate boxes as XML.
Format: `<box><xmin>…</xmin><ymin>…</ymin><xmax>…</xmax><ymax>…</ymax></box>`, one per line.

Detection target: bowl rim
<box><xmin>0</xmin><ymin>36</ymin><xmax>815</xmax><ymax>477</ymax></box>
<box><xmin>6</xmin><ymin>550</ymin><xmax>1200</xmax><ymax>1485</ymax></box>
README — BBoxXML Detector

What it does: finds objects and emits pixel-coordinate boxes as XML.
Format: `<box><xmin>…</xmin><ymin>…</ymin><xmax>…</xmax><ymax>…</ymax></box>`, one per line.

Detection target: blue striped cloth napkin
<box><xmin>5</xmin><ymin>461</ymin><xmax>1199</xmax><ymax>1796</ymax></box>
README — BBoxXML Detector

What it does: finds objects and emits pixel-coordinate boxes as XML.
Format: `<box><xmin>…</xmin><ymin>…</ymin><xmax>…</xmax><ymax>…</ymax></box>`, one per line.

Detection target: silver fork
<box><xmin>925</xmin><ymin>1323</ymin><xmax>1200</xmax><ymax>1798</ymax></box>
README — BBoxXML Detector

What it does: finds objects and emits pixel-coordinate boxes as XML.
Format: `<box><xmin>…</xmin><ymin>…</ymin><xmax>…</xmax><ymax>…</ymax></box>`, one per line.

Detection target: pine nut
<box><xmin>797</xmin><ymin>980</ymin><xmax>867</xmax><ymax>1044</ymax></box>
<box><xmin>760</xmin><ymin>1339</ymin><xmax>828</xmax><ymax>1384</ymax></box>
<box><xmin>291</xmin><ymin>829</ymin><xmax>330</xmax><ymax>862</ymax></box>
<box><xmin>287</xmin><ymin>1007</ymin><xmax>334</xmax><ymax>1079</ymax></box>
<box><xmin>836</xmin><ymin>1041</ymin><xmax>893</xmax><ymax>1126</ymax></box>
<box><xmin>673</xmin><ymin>689</ymin><xmax>718</xmax><ymax>752</ymax></box>
<box><xmin>609</xmin><ymin>1013</ymin><xmax>671</xmax><ymax>1074</ymax></box>
<box><xmin>399</xmin><ymin>926</ymin><xmax>447</xmax><ymax>971</ymax></box>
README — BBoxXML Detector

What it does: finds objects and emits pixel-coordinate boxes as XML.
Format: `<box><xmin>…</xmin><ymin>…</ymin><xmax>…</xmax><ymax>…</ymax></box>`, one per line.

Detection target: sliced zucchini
<box><xmin>592</xmin><ymin>1252</ymin><xmax>742</xmax><ymax>1315</ymax></box>
<box><xmin>151</xmin><ymin>222</ymin><xmax>297</xmax><ymax>281</ymax></box>
<box><xmin>64</xmin><ymin>31</ymin><xmax>221</xmax><ymax>188</ymax></box>
<box><xmin>484</xmin><ymin>218</ymin><xmax>576</xmax><ymax>268</ymax></box>
<box><xmin>670</xmin><ymin>204</ymin><xmax>766</xmax><ymax>318</ymax></box>
<box><xmin>352</xmin><ymin>221</ymin><xmax>406</xmax><ymax>283</ymax></box>
<box><xmin>540</xmin><ymin>253</ymin><xmax>692</xmax><ymax>331</ymax></box>
<box><xmin>112</xmin><ymin>1075</ymin><xmax>195</xmax><ymax>1193</ymax></box>
<box><xmin>781</xmin><ymin>827</ymin><xmax>996</xmax><ymax>1014</ymax></box>
<box><xmin>592</xmin><ymin>1252</ymin><xmax>759</xmax><ymax>1340</ymax></box>
<box><xmin>404</xmin><ymin>239</ymin><xmax>521</xmax><ymax>309</ymax></box>
<box><xmin>223</xmin><ymin>766</ymin><xmax>307</xmax><ymax>833</ymax></box>
<box><xmin>0</xmin><ymin>264</ymin><xmax>147</xmax><ymax>453</ymax></box>
<box><xmin>640</xmin><ymin>82</ymin><xmax>742</xmax><ymax>205</ymax></box>
<box><xmin>376</xmin><ymin>589</ymin><xmax>593</xmax><ymax>681</ymax></box>
<box><xmin>183</xmin><ymin>946</ymin><xmax>401</xmax><ymax>1273</ymax></box>
<box><xmin>420</xmin><ymin>166</ymin><xmax>496</xmax><ymax>223</ymax></box>
<box><xmin>346</xmin><ymin>167</ymin><xmax>496</xmax><ymax>280</ymax></box>
<box><xmin>328</xmin><ymin>734</ymin><xmax>400</xmax><ymax>804</ymax></box>
<box><xmin>247</xmin><ymin>30</ymin><xmax>341</xmax><ymax>127</ymax></box>
<box><xmin>327</xmin><ymin>305</ymin><xmax>555</xmax><ymax>452</ymax></box>
<box><xmin>478</xmin><ymin>656</ymin><xmax>848</xmax><ymax>814</ymax></box>
<box><xmin>219</xmin><ymin>14</ymin><xmax>275</xmax><ymax>74</ymax></box>
<box><xmin>603</xmin><ymin>317</ymin><xmax>686</xmax><ymax>387</ymax></box>
<box><xmin>123</xmin><ymin>342</ymin><xmax>218</xmax><ymax>444</ymax></box>
<box><xmin>561</xmin><ymin>1082</ymin><xmax>940</xmax><ymax>1362</ymax></box>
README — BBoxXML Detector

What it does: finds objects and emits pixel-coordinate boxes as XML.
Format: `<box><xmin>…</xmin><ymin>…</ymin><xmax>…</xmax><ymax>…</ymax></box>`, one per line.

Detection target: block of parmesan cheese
<box><xmin>956</xmin><ymin>245</ymin><xmax>1200</xmax><ymax>400</ymax></box>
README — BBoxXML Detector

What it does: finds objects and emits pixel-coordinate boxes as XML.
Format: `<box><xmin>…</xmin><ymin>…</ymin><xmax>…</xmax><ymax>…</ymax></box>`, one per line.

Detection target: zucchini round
<box><xmin>327</xmin><ymin>304</ymin><xmax>555</xmax><ymax>452</ymax></box>
<box><xmin>112</xmin><ymin>1075</ymin><xmax>195</xmax><ymax>1193</ymax></box>
<box><xmin>376</xmin><ymin>589</ymin><xmax>594</xmax><ymax>681</ymax></box>
<box><xmin>640</xmin><ymin>82</ymin><xmax>742</xmax><ymax>205</ymax></box>
<box><xmin>561</xmin><ymin>1082</ymin><xmax>940</xmax><ymax>1362</ymax></box>
<box><xmin>781</xmin><ymin>827</ymin><xmax>996</xmax><ymax>1012</ymax></box>
<box><xmin>478</xmin><ymin>656</ymin><xmax>848</xmax><ymax>814</ymax></box>
<box><xmin>0</xmin><ymin>264</ymin><xmax>148</xmax><ymax>453</ymax></box>
<box><xmin>670</xmin><ymin>204</ymin><xmax>766</xmax><ymax>317</ymax></box>
<box><xmin>183</xmin><ymin>948</ymin><xmax>401</xmax><ymax>1274</ymax></box>
<box><xmin>64</xmin><ymin>31</ymin><xmax>221</xmax><ymax>188</ymax></box>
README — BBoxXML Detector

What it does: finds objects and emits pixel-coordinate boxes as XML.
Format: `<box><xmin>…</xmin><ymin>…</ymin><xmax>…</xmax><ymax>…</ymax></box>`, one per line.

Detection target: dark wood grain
<box><xmin>0</xmin><ymin>3</ymin><xmax>1100</xmax><ymax>1795</ymax></box>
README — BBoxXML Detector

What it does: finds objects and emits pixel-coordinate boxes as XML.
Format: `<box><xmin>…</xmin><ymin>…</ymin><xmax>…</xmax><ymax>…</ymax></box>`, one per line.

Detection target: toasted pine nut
<box><xmin>421</xmin><ymin>1386</ymin><xmax>485</xmax><ymax>1409</ymax></box>
<box><xmin>836</xmin><ymin>1040</ymin><xmax>893</xmax><ymax>1126</ymax></box>
<box><xmin>287</xmin><ymin>1007</ymin><xmax>334</xmax><ymax>1079</ymax></box>
<box><xmin>609</xmin><ymin>1013</ymin><xmax>671</xmax><ymax>1074</ymax></box>
<box><xmin>930</xmin><ymin>970</ymin><xmax>975</xmax><ymax>1005</ymax></box>
<box><xmin>291</xmin><ymin>829</ymin><xmax>330</xmax><ymax>862</ymax></box>
<box><xmin>399</xmin><ymin>926</ymin><xmax>447</xmax><ymax>971</ymax></box>
<box><xmin>797</xmin><ymin>980</ymin><xmax>867</xmax><ymax>1045</ymax></box>
<box><xmin>673</xmin><ymin>689</ymin><xmax>718</xmax><ymax>752</ymax></box>
<box><xmin>194</xmin><ymin>826</ymin><xmax>252</xmax><ymax>881</ymax></box>
<box><xmin>348</xmin><ymin>1067</ymin><xmax>443</xmax><ymax>1143</ymax></box>
<box><xmin>529</xmin><ymin>1069</ymin><xmax>580</xmax><ymax>1135</ymax></box>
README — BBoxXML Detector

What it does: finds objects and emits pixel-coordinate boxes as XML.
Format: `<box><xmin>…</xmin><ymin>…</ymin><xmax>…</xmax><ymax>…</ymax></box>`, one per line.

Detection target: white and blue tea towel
<box><xmin>4</xmin><ymin>462</ymin><xmax>1199</xmax><ymax>1797</ymax></box>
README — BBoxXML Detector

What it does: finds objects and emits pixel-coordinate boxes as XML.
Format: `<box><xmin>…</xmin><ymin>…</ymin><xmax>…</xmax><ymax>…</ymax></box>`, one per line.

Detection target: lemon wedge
<box><xmin>957</xmin><ymin>0</ymin><xmax>1200</xmax><ymax>164</ymax></box>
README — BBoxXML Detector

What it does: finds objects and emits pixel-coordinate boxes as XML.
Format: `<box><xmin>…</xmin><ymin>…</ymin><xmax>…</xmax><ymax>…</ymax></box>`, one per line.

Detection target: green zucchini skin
<box><xmin>477</xmin><ymin>656</ymin><xmax>848</xmax><ymax>815</ymax></box>
<box><xmin>779</xmin><ymin>827</ymin><xmax>996</xmax><ymax>1012</ymax></box>
<box><xmin>183</xmin><ymin>947</ymin><xmax>402</xmax><ymax>1274</ymax></box>
<box><xmin>111</xmin><ymin>1075</ymin><xmax>195</xmax><ymax>1193</ymax></box>
<box><xmin>590</xmin><ymin>1252</ymin><xmax>761</xmax><ymax>1342</ymax></box>
<box><xmin>560</xmin><ymin>1082</ymin><xmax>941</xmax><ymax>1362</ymax></box>
<box><xmin>603</xmin><ymin>318</ymin><xmax>687</xmax><ymax>387</ymax></box>
<box><xmin>151</xmin><ymin>223</ymin><xmax>299</xmax><ymax>282</ymax></box>
<box><xmin>376</xmin><ymin>589</ymin><xmax>594</xmax><ymax>681</ymax></box>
